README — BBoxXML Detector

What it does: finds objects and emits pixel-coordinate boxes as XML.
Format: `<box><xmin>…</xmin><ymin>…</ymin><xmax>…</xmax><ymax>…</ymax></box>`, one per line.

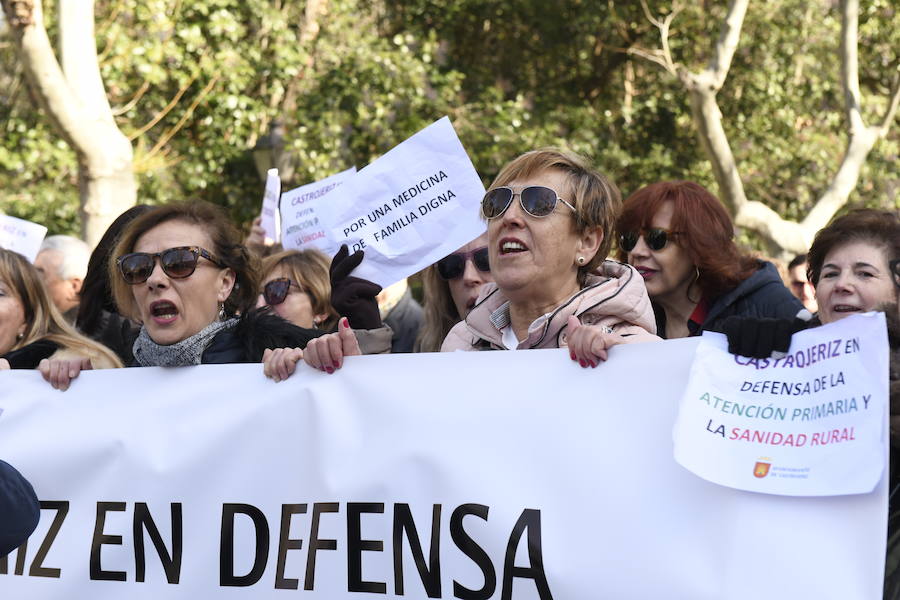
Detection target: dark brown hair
<box><xmin>109</xmin><ymin>202</ymin><xmax>260</xmax><ymax>319</ymax></box>
<box><xmin>616</xmin><ymin>181</ymin><xmax>757</xmax><ymax>298</ymax></box>
<box><xmin>807</xmin><ymin>209</ymin><xmax>900</xmax><ymax>285</ymax></box>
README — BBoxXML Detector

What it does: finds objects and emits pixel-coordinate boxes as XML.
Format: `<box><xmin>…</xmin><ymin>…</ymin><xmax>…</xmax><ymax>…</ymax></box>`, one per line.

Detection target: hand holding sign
<box><xmin>329</xmin><ymin>245</ymin><xmax>382</xmax><ymax>330</ymax></box>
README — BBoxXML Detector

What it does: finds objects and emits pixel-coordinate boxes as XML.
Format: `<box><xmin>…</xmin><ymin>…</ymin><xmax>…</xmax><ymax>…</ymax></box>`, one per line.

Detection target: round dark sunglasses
<box><xmin>437</xmin><ymin>247</ymin><xmax>490</xmax><ymax>280</ymax></box>
<box><xmin>481</xmin><ymin>186</ymin><xmax>576</xmax><ymax>220</ymax></box>
<box><xmin>116</xmin><ymin>246</ymin><xmax>225</xmax><ymax>285</ymax></box>
<box><xmin>619</xmin><ymin>228</ymin><xmax>682</xmax><ymax>253</ymax></box>
<box><xmin>263</xmin><ymin>278</ymin><xmax>303</xmax><ymax>306</ymax></box>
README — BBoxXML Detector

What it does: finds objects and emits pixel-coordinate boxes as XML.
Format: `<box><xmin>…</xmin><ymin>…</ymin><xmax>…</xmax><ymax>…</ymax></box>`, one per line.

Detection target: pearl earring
<box><xmin>576</xmin><ymin>256</ymin><xmax>586</xmax><ymax>265</ymax></box>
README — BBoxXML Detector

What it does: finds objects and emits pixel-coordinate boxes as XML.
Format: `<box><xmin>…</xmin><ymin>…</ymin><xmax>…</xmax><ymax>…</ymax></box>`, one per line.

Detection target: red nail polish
<box><xmin>325</xmin><ymin>366</ymin><xmax>334</xmax><ymax>374</ymax></box>
<box><xmin>570</xmin><ymin>351</ymin><xmax>576</xmax><ymax>360</ymax></box>
<box><xmin>579</xmin><ymin>359</ymin><xmax>587</xmax><ymax>368</ymax></box>
<box><xmin>333</xmin><ymin>361</ymin><xmax>340</xmax><ymax>369</ymax></box>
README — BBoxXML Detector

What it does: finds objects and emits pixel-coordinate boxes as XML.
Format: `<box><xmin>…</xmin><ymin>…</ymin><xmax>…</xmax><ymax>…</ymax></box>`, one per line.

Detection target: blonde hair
<box><xmin>415</xmin><ymin>264</ymin><xmax>460</xmax><ymax>352</ymax></box>
<box><xmin>0</xmin><ymin>249</ymin><xmax>122</xmax><ymax>368</ymax></box>
<box><xmin>489</xmin><ymin>148</ymin><xmax>621</xmax><ymax>279</ymax></box>
<box><xmin>261</xmin><ymin>249</ymin><xmax>339</xmax><ymax>330</ymax></box>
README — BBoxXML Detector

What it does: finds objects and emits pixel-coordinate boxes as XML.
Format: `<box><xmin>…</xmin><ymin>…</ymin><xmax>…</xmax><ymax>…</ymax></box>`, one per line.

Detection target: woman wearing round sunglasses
<box><xmin>416</xmin><ymin>233</ymin><xmax>493</xmax><ymax>352</ymax></box>
<box><xmin>616</xmin><ymin>181</ymin><xmax>804</xmax><ymax>340</ymax></box>
<box><xmin>439</xmin><ymin>148</ymin><xmax>658</xmax><ymax>362</ymax></box>
<box><xmin>37</xmin><ymin>202</ymin><xmax>327</xmax><ymax>389</ymax></box>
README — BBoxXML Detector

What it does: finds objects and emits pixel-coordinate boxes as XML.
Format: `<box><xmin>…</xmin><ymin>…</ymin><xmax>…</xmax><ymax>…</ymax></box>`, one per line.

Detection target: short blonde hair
<box><xmin>489</xmin><ymin>148</ymin><xmax>621</xmax><ymax>276</ymax></box>
<box><xmin>0</xmin><ymin>249</ymin><xmax>121</xmax><ymax>368</ymax></box>
<box><xmin>261</xmin><ymin>249</ymin><xmax>339</xmax><ymax>330</ymax></box>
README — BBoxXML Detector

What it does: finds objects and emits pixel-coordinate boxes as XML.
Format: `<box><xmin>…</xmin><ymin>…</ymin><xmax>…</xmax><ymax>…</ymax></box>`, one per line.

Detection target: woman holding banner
<box><xmin>37</xmin><ymin>202</ymin><xmax>325</xmax><ymax>388</ymax></box>
<box><xmin>258</xmin><ymin>246</ymin><xmax>392</xmax><ymax>356</ymax></box>
<box><xmin>280</xmin><ymin>148</ymin><xmax>658</xmax><ymax>376</ymax></box>
<box><xmin>0</xmin><ymin>249</ymin><xmax>121</xmax><ymax>377</ymax></box>
<box><xmin>440</xmin><ymin>148</ymin><xmax>658</xmax><ymax>360</ymax></box>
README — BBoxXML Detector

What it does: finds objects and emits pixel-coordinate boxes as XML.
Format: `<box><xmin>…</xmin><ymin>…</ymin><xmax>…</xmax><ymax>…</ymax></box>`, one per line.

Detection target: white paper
<box><xmin>279</xmin><ymin>167</ymin><xmax>356</xmax><ymax>257</ymax></box>
<box><xmin>260</xmin><ymin>168</ymin><xmax>281</xmax><ymax>244</ymax></box>
<box><xmin>0</xmin><ymin>340</ymin><xmax>886</xmax><ymax>599</ymax></box>
<box><xmin>673</xmin><ymin>312</ymin><xmax>888</xmax><ymax>496</ymax></box>
<box><xmin>316</xmin><ymin>117</ymin><xmax>486</xmax><ymax>287</ymax></box>
<box><xmin>0</xmin><ymin>214</ymin><xmax>48</xmax><ymax>263</ymax></box>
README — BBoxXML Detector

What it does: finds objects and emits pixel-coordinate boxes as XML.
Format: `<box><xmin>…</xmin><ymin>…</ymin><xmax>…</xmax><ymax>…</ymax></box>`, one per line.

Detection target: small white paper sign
<box><xmin>260</xmin><ymin>168</ymin><xmax>281</xmax><ymax>244</ymax></box>
<box><xmin>0</xmin><ymin>214</ymin><xmax>48</xmax><ymax>262</ymax></box>
<box><xmin>279</xmin><ymin>166</ymin><xmax>356</xmax><ymax>257</ymax></box>
<box><xmin>673</xmin><ymin>312</ymin><xmax>888</xmax><ymax>496</ymax></box>
<box><xmin>317</xmin><ymin>117</ymin><xmax>486</xmax><ymax>287</ymax></box>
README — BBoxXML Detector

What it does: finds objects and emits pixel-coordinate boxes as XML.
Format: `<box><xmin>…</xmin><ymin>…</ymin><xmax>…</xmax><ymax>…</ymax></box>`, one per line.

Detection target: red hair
<box><xmin>616</xmin><ymin>181</ymin><xmax>757</xmax><ymax>298</ymax></box>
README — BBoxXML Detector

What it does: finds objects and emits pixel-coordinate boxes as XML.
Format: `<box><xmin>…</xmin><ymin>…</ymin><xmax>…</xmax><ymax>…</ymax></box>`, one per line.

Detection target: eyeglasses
<box><xmin>437</xmin><ymin>247</ymin><xmax>490</xmax><ymax>280</ymax></box>
<box><xmin>481</xmin><ymin>186</ymin><xmax>576</xmax><ymax>220</ymax></box>
<box><xmin>263</xmin><ymin>278</ymin><xmax>303</xmax><ymax>306</ymax></box>
<box><xmin>890</xmin><ymin>259</ymin><xmax>899</xmax><ymax>288</ymax></box>
<box><xmin>619</xmin><ymin>228</ymin><xmax>682</xmax><ymax>252</ymax></box>
<box><xmin>116</xmin><ymin>246</ymin><xmax>225</xmax><ymax>285</ymax></box>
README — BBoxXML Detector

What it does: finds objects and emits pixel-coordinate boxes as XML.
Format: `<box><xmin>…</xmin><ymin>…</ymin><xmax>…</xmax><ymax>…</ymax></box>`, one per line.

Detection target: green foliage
<box><xmin>0</xmin><ymin>0</ymin><xmax>897</xmax><ymax>242</ymax></box>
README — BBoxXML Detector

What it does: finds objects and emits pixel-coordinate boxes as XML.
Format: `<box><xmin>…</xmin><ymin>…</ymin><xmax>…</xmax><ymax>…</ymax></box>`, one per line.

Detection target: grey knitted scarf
<box><xmin>133</xmin><ymin>318</ymin><xmax>238</xmax><ymax>367</ymax></box>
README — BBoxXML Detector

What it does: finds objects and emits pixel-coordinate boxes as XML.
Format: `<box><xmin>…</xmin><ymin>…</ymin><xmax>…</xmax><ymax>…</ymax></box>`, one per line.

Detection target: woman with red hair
<box><xmin>616</xmin><ymin>181</ymin><xmax>804</xmax><ymax>338</ymax></box>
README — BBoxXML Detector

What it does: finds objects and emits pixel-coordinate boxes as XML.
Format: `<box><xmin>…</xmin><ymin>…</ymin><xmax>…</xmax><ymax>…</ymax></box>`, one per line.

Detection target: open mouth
<box><xmin>499</xmin><ymin>237</ymin><xmax>528</xmax><ymax>255</ymax></box>
<box><xmin>832</xmin><ymin>304</ymin><xmax>861</xmax><ymax>314</ymax></box>
<box><xmin>150</xmin><ymin>300</ymin><xmax>179</xmax><ymax>323</ymax></box>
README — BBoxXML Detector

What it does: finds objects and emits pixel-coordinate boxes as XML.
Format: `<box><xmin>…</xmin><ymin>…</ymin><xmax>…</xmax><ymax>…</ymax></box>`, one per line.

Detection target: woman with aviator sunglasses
<box><xmin>38</xmin><ymin>202</ymin><xmax>327</xmax><ymax>389</ymax></box>
<box><xmin>616</xmin><ymin>181</ymin><xmax>804</xmax><ymax>339</ymax></box>
<box><xmin>439</xmin><ymin>148</ymin><xmax>658</xmax><ymax>362</ymax></box>
<box><xmin>416</xmin><ymin>233</ymin><xmax>493</xmax><ymax>352</ymax></box>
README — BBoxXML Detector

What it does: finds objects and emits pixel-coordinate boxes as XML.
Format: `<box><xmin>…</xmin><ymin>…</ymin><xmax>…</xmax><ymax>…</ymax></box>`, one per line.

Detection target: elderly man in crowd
<box><xmin>34</xmin><ymin>235</ymin><xmax>91</xmax><ymax>323</ymax></box>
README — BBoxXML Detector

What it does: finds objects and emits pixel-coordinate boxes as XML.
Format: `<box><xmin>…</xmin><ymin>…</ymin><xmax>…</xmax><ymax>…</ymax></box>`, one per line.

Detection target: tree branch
<box><xmin>128</xmin><ymin>70</ymin><xmax>201</xmax><ymax>140</ymax></box>
<box><xmin>705</xmin><ymin>0</ymin><xmax>749</xmax><ymax>89</ymax></box>
<box><xmin>59</xmin><ymin>0</ymin><xmax>114</xmax><ymax>120</ymax></box>
<box><xmin>879</xmin><ymin>70</ymin><xmax>900</xmax><ymax>133</ymax></box>
<box><xmin>139</xmin><ymin>74</ymin><xmax>220</xmax><ymax>165</ymax></box>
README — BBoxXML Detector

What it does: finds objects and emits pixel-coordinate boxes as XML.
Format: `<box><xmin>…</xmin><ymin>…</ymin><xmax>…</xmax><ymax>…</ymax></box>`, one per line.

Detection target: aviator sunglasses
<box><xmin>437</xmin><ymin>247</ymin><xmax>490</xmax><ymax>280</ymax></box>
<box><xmin>263</xmin><ymin>278</ymin><xmax>303</xmax><ymax>306</ymax></box>
<box><xmin>116</xmin><ymin>246</ymin><xmax>225</xmax><ymax>285</ymax></box>
<box><xmin>481</xmin><ymin>186</ymin><xmax>576</xmax><ymax>220</ymax></box>
<box><xmin>619</xmin><ymin>228</ymin><xmax>682</xmax><ymax>253</ymax></box>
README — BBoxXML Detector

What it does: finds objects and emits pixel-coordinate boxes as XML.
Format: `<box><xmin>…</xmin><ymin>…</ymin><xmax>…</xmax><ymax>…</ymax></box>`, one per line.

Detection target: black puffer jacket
<box><xmin>656</xmin><ymin>260</ymin><xmax>805</xmax><ymax>337</ymax></box>
<box><xmin>0</xmin><ymin>460</ymin><xmax>39</xmax><ymax>557</ymax></box>
<box><xmin>201</xmin><ymin>309</ymin><xmax>325</xmax><ymax>364</ymax></box>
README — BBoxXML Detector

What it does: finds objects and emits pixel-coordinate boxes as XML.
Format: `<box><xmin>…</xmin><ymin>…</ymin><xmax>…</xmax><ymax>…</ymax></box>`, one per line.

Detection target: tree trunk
<box><xmin>1</xmin><ymin>0</ymin><xmax>136</xmax><ymax>246</ymax></box>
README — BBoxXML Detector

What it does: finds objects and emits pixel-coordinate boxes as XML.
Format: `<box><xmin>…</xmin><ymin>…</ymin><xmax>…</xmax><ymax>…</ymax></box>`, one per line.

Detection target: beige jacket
<box><xmin>440</xmin><ymin>260</ymin><xmax>659</xmax><ymax>351</ymax></box>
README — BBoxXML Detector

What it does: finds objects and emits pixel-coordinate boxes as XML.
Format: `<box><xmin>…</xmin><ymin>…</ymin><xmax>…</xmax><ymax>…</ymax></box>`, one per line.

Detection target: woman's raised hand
<box><xmin>38</xmin><ymin>357</ymin><xmax>93</xmax><ymax>391</ymax></box>
<box><xmin>303</xmin><ymin>317</ymin><xmax>361</xmax><ymax>373</ymax></box>
<box><xmin>566</xmin><ymin>315</ymin><xmax>623</xmax><ymax>368</ymax></box>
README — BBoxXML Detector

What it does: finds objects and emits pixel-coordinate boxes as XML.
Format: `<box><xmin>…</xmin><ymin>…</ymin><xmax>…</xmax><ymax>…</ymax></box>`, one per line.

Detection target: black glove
<box><xmin>2</xmin><ymin>339</ymin><xmax>60</xmax><ymax>369</ymax></box>
<box><xmin>329</xmin><ymin>245</ymin><xmax>383</xmax><ymax>330</ymax></box>
<box><xmin>721</xmin><ymin>316</ymin><xmax>807</xmax><ymax>359</ymax></box>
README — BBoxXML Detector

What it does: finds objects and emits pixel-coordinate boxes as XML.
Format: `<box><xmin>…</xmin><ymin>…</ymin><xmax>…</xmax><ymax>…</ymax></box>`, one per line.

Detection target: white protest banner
<box><xmin>673</xmin><ymin>312</ymin><xmax>888</xmax><ymax>496</ymax></box>
<box><xmin>260</xmin><ymin>168</ymin><xmax>281</xmax><ymax>244</ymax></box>
<box><xmin>280</xmin><ymin>167</ymin><xmax>357</xmax><ymax>256</ymax></box>
<box><xmin>0</xmin><ymin>339</ymin><xmax>886</xmax><ymax>599</ymax></box>
<box><xmin>0</xmin><ymin>214</ymin><xmax>48</xmax><ymax>262</ymax></box>
<box><xmin>316</xmin><ymin>117</ymin><xmax>486</xmax><ymax>287</ymax></box>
